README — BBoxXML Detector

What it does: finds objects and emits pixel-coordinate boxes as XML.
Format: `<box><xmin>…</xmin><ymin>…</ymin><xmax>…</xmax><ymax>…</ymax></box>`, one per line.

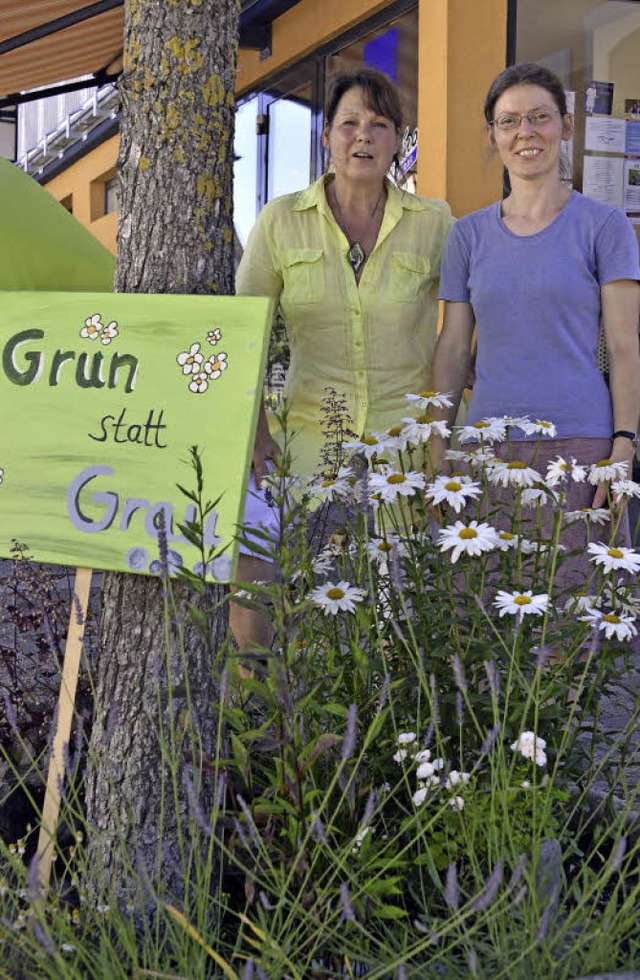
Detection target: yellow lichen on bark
<box><xmin>171</xmin><ymin>148</ymin><xmax>186</xmax><ymax>163</ymax></box>
<box><xmin>123</xmin><ymin>38</ymin><xmax>141</xmax><ymax>73</ymax></box>
<box><xmin>139</xmin><ymin>156</ymin><xmax>150</xmax><ymax>171</ymax></box>
<box><xmin>222</xmin><ymin>226</ymin><xmax>232</xmax><ymax>243</ymax></box>
<box><xmin>197</xmin><ymin>174</ymin><xmax>221</xmax><ymax>208</ymax></box>
<box><xmin>165</xmin><ymin>36</ymin><xmax>203</xmax><ymax>74</ymax></box>
<box><xmin>202</xmin><ymin>75</ymin><xmax>224</xmax><ymax>107</ymax></box>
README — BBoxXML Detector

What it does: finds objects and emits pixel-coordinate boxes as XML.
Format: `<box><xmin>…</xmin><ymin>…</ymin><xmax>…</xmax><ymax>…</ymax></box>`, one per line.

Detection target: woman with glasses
<box><xmin>430</xmin><ymin>62</ymin><xmax>640</xmax><ymax>589</ymax></box>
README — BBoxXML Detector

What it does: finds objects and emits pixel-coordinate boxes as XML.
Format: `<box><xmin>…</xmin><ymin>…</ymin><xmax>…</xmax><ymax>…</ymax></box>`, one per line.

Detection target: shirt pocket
<box><xmin>387</xmin><ymin>252</ymin><xmax>432</xmax><ymax>303</ymax></box>
<box><xmin>281</xmin><ymin>248</ymin><xmax>325</xmax><ymax>304</ymax></box>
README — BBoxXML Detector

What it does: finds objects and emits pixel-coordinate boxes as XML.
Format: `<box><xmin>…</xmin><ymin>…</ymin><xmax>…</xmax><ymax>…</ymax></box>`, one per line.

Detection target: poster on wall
<box><xmin>584</xmin><ymin>80</ymin><xmax>614</xmax><ymax>115</ymax></box>
<box><xmin>584</xmin><ymin>116</ymin><xmax>626</xmax><ymax>153</ymax></box>
<box><xmin>625</xmin><ymin>119</ymin><xmax>640</xmax><ymax>156</ymax></box>
<box><xmin>624</xmin><ymin>158</ymin><xmax>640</xmax><ymax>211</ymax></box>
<box><xmin>583</xmin><ymin>155</ymin><xmax>624</xmax><ymax>208</ymax></box>
<box><xmin>0</xmin><ymin>292</ymin><xmax>274</xmax><ymax>580</ymax></box>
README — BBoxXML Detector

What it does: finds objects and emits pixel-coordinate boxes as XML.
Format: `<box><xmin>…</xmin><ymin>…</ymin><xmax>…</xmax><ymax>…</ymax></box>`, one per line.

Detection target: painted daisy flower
<box><xmin>510</xmin><ymin>731</ymin><xmax>547</xmax><ymax>767</ymax></box>
<box><xmin>207</xmin><ymin>327</ymin><xmax>222</xmax><ymax>345</ymax></box>
<box><xmin>564</xmin><ymin>507</ymin><xmax>611</xmax><ymax>526</ymax></box>
<box><xmin>588</xmin><ymin>459</ymin><xmax>629</xmax><ymax>484</ymax></box>
<box><xmin>99</xmin><ymin>320</ymin><xmax>118</xmax><ymax>345</ymax></box>
<box><xmin>457</xmin><ymin>418</ymin><xmax>507</xmax><ymax>444</ymax></box>
<box><xmin>343</xmin><ymin>433</ymin><xmax>385</xmax><ymax>459</ymax></box>
<box><xmin>489</xmin><ymin>460</ymin><xmax>543</xmax><ymax>489</ymax></box>
<box><xmin>521</xmin><ymin>419</ymin><xmax>557</xmax><ymax>438</ymax></box>
<box><xmin>438</xmin><ymin>520</ymin><xmax>499</xmax><ymax>564</ymax></box>
<box><xmin>189</xmin><ymin>372</ymin><xmax>209</xmax><ymax>394</ymax></box>
<box><xmin>368</xmin><ymin>467</ymin><xmax>425</xmax><ymax>503</ymax></box>
<box><xmin>425</xmin><ymin>473</ymin><xmax>482</xmax><ymax>513</ymax></box>
<box><xmin>0</xmin><ymin>468</ymin><xmax>4</xmax><ymax>484</ymax></box>
<box><xmin>494</xmin><ymin>590</ymin><xmax>549</xmax><ymax>620</ymax></box>
<box><xmin>309</xmin><ymin>580</ymin><xmax>366</xmax><ymax>616</ymax></box>
<box><xmin>588</xmin><ymin>542</ymin><xmax>640</xmax><ymax>575</ymax></box>
<box><xmin>581</xmin><ymin>608</ymin><xmax>638</xmax><ymax>642</ymax></box>
<box><xmin>545</xmin><ymin>456</ymin><xmax>587</xmax><ymax>487</ymax></box>
<box><xmin>204</xmin><ymin>352</ymin><xmax>228</xmax><ymax>379</ymax></box>
<box><xmin>177</xmin><ymin>342</ymin><xmax>204</xmax><ymax>375</ymax></box>
<box><xmin>611</xmin><ymin>479</ymin><xmax>640</xmax><ymax>502</ymax></box>
<box><xmin>404</xmin><ymin>391</ymin><xmax>453</xmax><ymax>411</ymax></box>
<box><xmin>81</xmin><ymin>313</ymin><xmax>102</xmax><ymax>340</ymax></box>
<box><xmin>401</xmin><ymin>414</ymin><xmax>450</xmax><ymax>447</ymax></box>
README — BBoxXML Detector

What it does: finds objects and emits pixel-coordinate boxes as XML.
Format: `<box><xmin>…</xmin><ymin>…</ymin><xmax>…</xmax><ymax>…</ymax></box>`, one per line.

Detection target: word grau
<box><xmin>2</xmin><ymin>328</ymin><xmax>139</xmax><ymax>391</ymax></box>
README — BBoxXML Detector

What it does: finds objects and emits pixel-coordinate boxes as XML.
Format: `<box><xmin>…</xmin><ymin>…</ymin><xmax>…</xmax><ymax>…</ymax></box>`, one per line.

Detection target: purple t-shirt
<box><xmin>439</xmin><ymin>191</ymin><xmax>640</xmax><ymax>439</ymax></box>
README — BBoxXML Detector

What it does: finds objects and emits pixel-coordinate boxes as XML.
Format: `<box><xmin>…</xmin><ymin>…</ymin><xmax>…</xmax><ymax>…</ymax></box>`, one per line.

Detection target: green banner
<box><xmin>0</xmin><ymin>292</ymin><xmax>273</xmax><ymax>580</ymax></box>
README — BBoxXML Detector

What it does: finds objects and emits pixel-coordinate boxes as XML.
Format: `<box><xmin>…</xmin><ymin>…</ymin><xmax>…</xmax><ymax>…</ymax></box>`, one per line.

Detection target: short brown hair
<box><xmin>324</xmin><ymin>68</ymin><xmax>403</xmax><ymax>133</ymax></box>
<box><xmin>484</xmin><ymin>62</ymin><xmax>568</xmax><ymax>124</ymax></box>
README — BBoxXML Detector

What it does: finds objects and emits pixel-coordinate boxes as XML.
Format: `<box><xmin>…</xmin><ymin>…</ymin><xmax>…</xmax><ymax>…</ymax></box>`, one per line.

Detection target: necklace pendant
<box><xmin>348</xmin><ymin>241</ymin><xmax>366</xmax><ymax>273</ymax></box>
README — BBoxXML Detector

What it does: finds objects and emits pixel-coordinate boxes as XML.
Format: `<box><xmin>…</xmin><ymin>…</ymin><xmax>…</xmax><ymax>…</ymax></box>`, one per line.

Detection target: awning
<box><xmin>0</xmin><ymin>0</ymin><xmax>302</xmax><ymax>107</ymax></box>
<box><xmin>0</xmin><ymin>1</ymin><xmax>124</xmax><ymax>105</ymax></box>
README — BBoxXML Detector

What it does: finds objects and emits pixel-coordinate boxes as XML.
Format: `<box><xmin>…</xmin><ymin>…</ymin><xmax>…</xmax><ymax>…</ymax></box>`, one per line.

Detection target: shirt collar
<box><xmin>292</xmin><ymin>174</ymin><xmax>429</xmax><ymax>220</ymax></box>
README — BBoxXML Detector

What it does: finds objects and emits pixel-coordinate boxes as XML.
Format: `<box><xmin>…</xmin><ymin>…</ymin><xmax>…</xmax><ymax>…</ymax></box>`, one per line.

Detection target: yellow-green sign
<box><xmin>0</xmin><ymin>292</ymin><xmax>273</xmax><ymax>580</ymax></box>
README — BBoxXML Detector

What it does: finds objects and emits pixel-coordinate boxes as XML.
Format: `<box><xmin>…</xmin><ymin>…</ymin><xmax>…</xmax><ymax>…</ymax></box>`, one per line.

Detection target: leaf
<box><xmin>373</xmin><ymin>904</ymin><xmax>407</xmax><ymax>920</ymax></box>
<box><xmin>165</xmin><ymin>905</ymin><xmax>238</xmax><ymax>979</ymax></box>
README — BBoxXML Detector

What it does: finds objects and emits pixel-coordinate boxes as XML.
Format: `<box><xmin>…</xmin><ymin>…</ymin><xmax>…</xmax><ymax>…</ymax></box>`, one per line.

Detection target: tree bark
<box><xmin>84</xmin><ymin>0</ymin><xmax>238</xmax><ymax>901</ymax></box>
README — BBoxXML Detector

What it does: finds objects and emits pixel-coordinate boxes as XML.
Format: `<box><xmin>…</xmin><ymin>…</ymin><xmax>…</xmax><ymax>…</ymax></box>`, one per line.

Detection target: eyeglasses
<box><xmin>491</xmin><ymin>109</ymin><xmax>561</xmax><ymax>132</ymax></box>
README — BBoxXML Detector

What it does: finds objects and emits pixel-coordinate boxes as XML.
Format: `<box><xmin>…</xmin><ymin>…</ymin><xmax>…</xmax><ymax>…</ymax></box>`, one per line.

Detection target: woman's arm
<box><xmin>595</xmin><ymin>278</ymin><xmax>640</xmax><ymax>507</ymax></box>
<box><xmin>428</xmin><ymin>300</ymin><xmax>476</xmax><ymax>476</ymax></box>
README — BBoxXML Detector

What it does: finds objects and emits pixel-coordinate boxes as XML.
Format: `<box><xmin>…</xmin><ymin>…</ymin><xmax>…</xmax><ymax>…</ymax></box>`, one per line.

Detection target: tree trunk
<box><xmin>84</xmin><ymin>0</ymin><xmax>238</xmax><ymax>901</ymax></box>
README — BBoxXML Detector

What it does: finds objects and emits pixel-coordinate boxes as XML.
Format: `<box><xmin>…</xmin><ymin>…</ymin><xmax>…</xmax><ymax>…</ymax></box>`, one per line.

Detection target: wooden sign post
<box><xmin>0</xmin><ymin>291</ymin><xmax>274</xmax><ymax>891</ymax></box>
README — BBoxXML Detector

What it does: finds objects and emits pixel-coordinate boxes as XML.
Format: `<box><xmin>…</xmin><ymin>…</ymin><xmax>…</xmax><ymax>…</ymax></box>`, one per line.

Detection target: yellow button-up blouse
<box><xmin>236</xmin><ymin>174</ymin><xmax>454</xmax><ymax>476</ymax></box>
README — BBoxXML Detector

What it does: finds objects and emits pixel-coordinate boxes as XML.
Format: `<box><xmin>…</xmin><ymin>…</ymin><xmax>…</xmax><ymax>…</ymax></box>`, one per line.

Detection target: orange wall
<box><xmin>44</xmin><ymin>135</ymin><xmax>119</xmax><ymax>254</ymax></box>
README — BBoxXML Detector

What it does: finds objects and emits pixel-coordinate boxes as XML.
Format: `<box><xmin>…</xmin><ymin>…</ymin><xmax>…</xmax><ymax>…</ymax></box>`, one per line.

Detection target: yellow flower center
<box><xmin>376</xmin><ymin>457</ymin><xmax>390</xmax><ymax>465</ymax></box>
<box><xmin>603</xmin><ymin>613</ymin><xmax>621</xmax><ymax>624</ymax></box>
<box><xmin>321</xmin><ymin>479</ymin><xmax>335</xmax><ymax>488</ymax></box>
<box><xmin>514</xmin><ymin>595</ymin><xmax>532</xmax><ymax>606</ymax></box>
<box><xmin>499</xmin><ymin>532</ymin><xmax>514</xmax><ymax>541</ymax></box>
<box><xmin>607</xmin><ymin>548</ymin><xmax>624</xmax><ymax>559</ymax></box>
<box><xmin>326</xmin><ymin>587</ymin><xmax>345</xmax><ymax>600</ymax></box>
<box><xmin>596</xmin><ymin>459</ymin><xmax>613</xmax><ymax>468</ymax></box>
<box><xmin>416</xmin><ymin>413</ymin><xmax>434</xmax><ymax>424</ymax></box>
<box><xmin>507</xmin><ymin>461</ymin><xmax>526</xmax><ymax>470</ymax></box>
<box><xmin>387</xmin><ymin>473</ymin><xmax>406</xmax><ymax>484</ymax></box>
<box><xmin>419</xmin><ymin>390</ymin><xmax>436</xmax><ymax>398</ymax></box>
<box><xmin>363</xmin><ymin>436</ymin><xmax>379</xmax><ymax>445</ymax></box>
<box><xmin>387</xmin><ymin>425</ymin><xmax>404</xmax><ymax>437</ymax></box>
<box><xmin>377</xmin><ymin>542</ymin><xmax>393</xmax><ymax>552</ymax></box>
<box><xmin>459</xmin><ymin>528</ymin><xmax>478</xmax><ymax>540</ymax></box>
<box><xmin>445</xmin><ymin>481</ymin><xmax>462</xmax><ymax>492</ymax></box>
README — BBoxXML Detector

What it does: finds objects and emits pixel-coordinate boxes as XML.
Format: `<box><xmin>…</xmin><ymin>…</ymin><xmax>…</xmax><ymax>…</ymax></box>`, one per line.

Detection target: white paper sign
<box><xmin>584</xmin><ymin>117</ymin><xmax>626</xmax><ymax>154</ymax></box>
<box><xmin>624</xmin><ymin>158</ymin><xmax>640</xmax><ymax>211</ymax></box>
<box><xmin>583</xmin><ymin>155</ymin><xmax>624</xmax><ymax>207</ymax></box>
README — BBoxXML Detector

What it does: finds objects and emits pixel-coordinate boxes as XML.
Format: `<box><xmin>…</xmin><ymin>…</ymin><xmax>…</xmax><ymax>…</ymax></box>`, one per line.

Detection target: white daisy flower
<box><xmin>438</xmin><ymin>520</ymin><xmax>499</xmax><ymax>564</ymax></box>
<box><xmin>81</xmin><ymin>313</ymin><xmax>103</xmax><ymax>340</ymax></box>
<box><xmin>611</xmin><ymin>479</ymin><xmax>640</xmax><ymax>503</ymax></box>
<box><xmin>498</xmin><ymin>415</ymin><xmax>532</xmax><ymax>433</ymax></box>
<box><xmin>587</xmin><ymin>543</ymin><xmax>640</xmax><ymax>575</ymax></box>
<box><xmin>99</xmin><ymin>320</ymin><xmax>119</xmax><ymax>345</ymax></box>
<box><xmin>343</xmin><ymin>433</ymin><xmax>385</xmax><ymax>459</ymax></box>
<box><xmin>309</xmin><ymin>472</ymin><xmax>357</xmax><ymax>503</ymax></box>
<box><xmin>401</xmin><ymin>414</ymin><xmax>450</xmax><ymax>447</ymax></box>
<box><xmin>582</xmin><ymin>608</ymin><xmax>638</xmax><ymax>642</ymax></box>
<box><xmin>510</xmin><ymin>731</ymin><xmax>547</xmax><ymax>767</ymax></box>
<box><xmin>404</xmin><ymin>391</ymin><xmax>453</xmax><ymax>411</ymax></box>
<box><xmin>177</xmin><ymin>342</ymin><xmax>204</xmax><ymax>375</ymax></box>
<box><xmin>457</xmin><ymin>418</ymin><xmax>507</xmax><ymax>444</ymax></box>
<box><xmin>489</xmin><ymin>460</ymin><xmax>543</xmax><ymax>488</ymax></box>
<box><xmin>518</xmin><ymin>537</ymin><xmax>539</xmax><ymax>554</ymax></box>
<box><xmin>309</xmin><ymin>580</ymin><xmax>366</xmax><ymax>616</ymax></box>
<box><xmin>188</xmin><ymin>372</ymin><xmax>209</xmax><ymax>394</ymax></box>
<box><xmin>495</xmin><ymin>530</ymin><xmax>519</xmax><ymax>551</ymax></box>
<box><xmin>368</xmin><ymin>467</ymin><xmax>425</xmax><ymax>503</ymax></box>
<box><xmin>588</xmin><ymin>459</ymin><xmax>629</xmax><ymax>485</ymax></box>
<box><xmin>494</xmin><ymin>590</ymin><xmax>549</xmax><ymax>620</ymax></box>
<box><xmin>564</xmin><ymin>508</ymin><xmax>611</xmax><ymax>526</ymax></box>
<box><xmin>521</xmin><ymin>419</ymin><xmax>558</xmax><ymax>438</ymax></box>
<box><xmin>311</xmin><ymin>549</ymin><xmax>337</xmax><ymax>576</ymax></box>
<box><xmin>207</xmin><ymin>327</ymin><xmax>222</xmax><ymax>345</ymax></box>
<box><xmin>204</xmin><ymin>352</ymin><xmax>228</xmax><ymax>380</ymax></box>
<box><xmin>545</xmin><ymin>456</ymin><xmax>587</xmax><ymax>487</ymax></box>
<box><xmin>425</xmin><ymin>474</ymin><xmax>482</xmax><ymax>513</ymax></box>
<box><xmin>602</xmin><ymin>580</ymin><xmax>640</xmax><ymax>619</ymax></box>
<box><xmin>367</xmin><ymin>534</ymin><xmax>406</xmax><ymax>565</ymax></box>
<box><xmin>564</xmin><ymin>591</ymin><xmax>599</xmax><ymax>615</ymax></box>
<box><xmin>521</xmin><ymin>483</ymin><xmax>552</xmax><ymax>508</ymax></box>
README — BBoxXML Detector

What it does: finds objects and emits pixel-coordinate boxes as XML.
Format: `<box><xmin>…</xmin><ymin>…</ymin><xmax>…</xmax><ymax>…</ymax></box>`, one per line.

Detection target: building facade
<box><xmin>15</xmin><ymin>0</ymin><xmax>640</xmax><ymax>251</ymax></box>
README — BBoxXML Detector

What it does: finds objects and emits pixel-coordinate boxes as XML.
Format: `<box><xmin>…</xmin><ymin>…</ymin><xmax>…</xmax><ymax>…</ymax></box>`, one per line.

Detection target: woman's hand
<box><xmin>591</xmin><ymin>436</ymin><xmax>634</xmax><ymax>509</ymax></box>
<box><xmin>252</xmin><ymin>394</ymin><xmax>280</xmax><ymax>488</ymax></box>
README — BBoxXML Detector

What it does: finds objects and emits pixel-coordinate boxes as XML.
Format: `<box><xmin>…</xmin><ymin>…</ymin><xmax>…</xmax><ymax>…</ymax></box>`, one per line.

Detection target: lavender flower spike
<box><xmin>451</xmin><ymin>652</ymin><xmax>468</xmax><ymax>693</ymax></box>
<box><xmin>471</xmin><ymin>858</ymin><xmax>503</xmax><ymax>912</ymax></box>
<box><xmin>340</xmin><ymin>882</ymin><xmax>357</xmax><ymax>923</ymax></box>
<box><xmin>341</xmin><ymin>704</ymin><xmax>358</xmax><ymax>762</ymax></box>
<box><xmin>445</xmin><ymin>862</ymin><xmax>460</xmax><ymax>909</ymax></box>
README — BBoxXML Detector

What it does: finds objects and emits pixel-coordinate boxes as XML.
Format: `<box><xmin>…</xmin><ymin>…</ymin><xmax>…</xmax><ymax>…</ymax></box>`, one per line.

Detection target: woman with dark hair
<box><xmin>233</xmin><ymin>67</ymin><xmax>453</xmax><ymax>650</ymax></box>
<box><xmin>430</xmin><ymin>63</ymin><xmax>640</xmax><ymax>589</ymax></box>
